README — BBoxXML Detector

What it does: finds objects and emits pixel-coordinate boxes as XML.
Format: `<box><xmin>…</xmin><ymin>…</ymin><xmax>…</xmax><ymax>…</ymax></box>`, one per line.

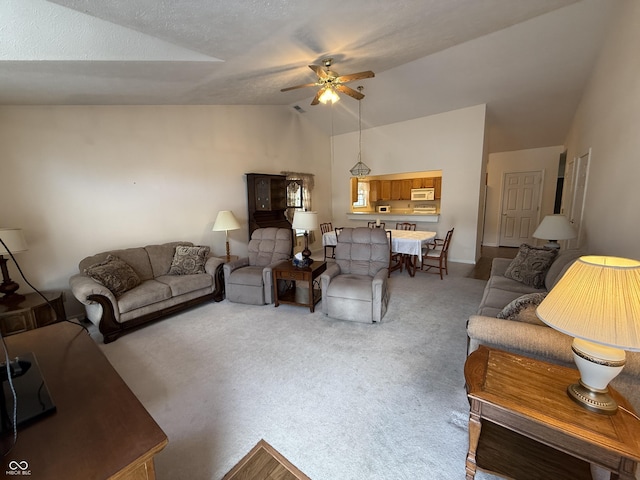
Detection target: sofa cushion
<box><xmin>544</xmin><ymin>248</ymin><xmax>584</xmax><ymax>290</ymax></box>
<box><xmin>117</xmin><ymin>279</ymin><xmax>172</xmax><ymax>314</ymax></box>
<box><xmin>497</xmin><ymin>292</ymin><xmax>547</xmax><ymax>326</ymax></box>
<box><xmin>80</xmin><ymin>247</ymin><xmax>154</xmax><ymax>281</ymax></box>
<box><xmin>84</xmin><ymin>255</ymin><xmax>142</xmax><ymax>297</ymax></box>
<box><xmin>155</xmin><ymin>273</ymin><xmax>213</xmax><ymax>296</ymax></box>
<box><xmin>146</xmin><ymin>242</ymin><xmax>193</xmax><ymax>277</ymax></box>
<box><xmin>504</xmin><ymin>244</ymin><xmax>558</xmax><ymax>288</ymax></box>
<box><xmin>168</xmin><ymin>245</ymin><xmax>210</xmax><ymax>275</ymax></box>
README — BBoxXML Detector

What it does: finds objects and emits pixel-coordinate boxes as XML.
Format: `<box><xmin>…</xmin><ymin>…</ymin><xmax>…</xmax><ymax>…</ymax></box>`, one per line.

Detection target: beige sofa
<box><xmin>70</xmin><ymin>241</ymin><xmax>224</xmax><ymax>343</ymax></box>
<box><xmin>467</xmin><ymin>248</ymin><xmax>640</xmax><ymax>410</ymax></box>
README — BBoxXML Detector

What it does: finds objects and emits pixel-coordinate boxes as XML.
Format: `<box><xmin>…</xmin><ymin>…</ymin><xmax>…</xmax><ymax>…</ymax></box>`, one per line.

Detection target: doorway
<box><xmin>498</xmin><ymin>171</ymin><xmax>543</xmax><ymax>247</ymax></box>
<box><xmin>563</xmin><ymin>149</ymin><xmax>591</xmax><ymax>249</ymax></box>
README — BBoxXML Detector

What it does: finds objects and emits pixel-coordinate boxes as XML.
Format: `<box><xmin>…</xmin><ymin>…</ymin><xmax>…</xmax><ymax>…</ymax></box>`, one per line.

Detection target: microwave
<box><xmin>411</xmin><ymin>188</ymin><xmax>435</xmax><ymax>201</ymax></box>
<box><xmin>377</xmin><ymin>205</ymin><xmax>391</xmax><ymax>213</ymax></box>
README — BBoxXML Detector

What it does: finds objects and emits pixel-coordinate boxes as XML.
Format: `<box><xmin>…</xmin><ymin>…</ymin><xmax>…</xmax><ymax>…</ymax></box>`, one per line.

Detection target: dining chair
<box><xmin>386</xmin><ymin>230</ymin><xmax>403</xmax><ymax>276</ymax></box>
<box><xmin>367</xmin><ymin>221</ymin><xmax>385</xmax><ymax>229</ymax></box>
<box><xmin>395</xmin><ymin>222</ymin><xmax>417</xmax><ymax>231</ymax></box>
<box><xmin>321</xmin><ymin>222</ymin><xmax>335</xmax><ymax>259</ymax></box>
<box><xmin>420</xmin><ymin>227</ymin><xmax>454</xmax><ymax>279</ymax></box>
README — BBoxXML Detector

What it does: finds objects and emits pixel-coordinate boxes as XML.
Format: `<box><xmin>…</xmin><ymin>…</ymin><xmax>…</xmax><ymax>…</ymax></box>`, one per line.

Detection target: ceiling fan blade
<box><xmin>335</xmin><ymin>84</ymin><xmax>364</xmax><ymax>100</ymax></box>
<box><xmin>309</xmin><ymin>64</ymin><xmax>330</xmax><ymax>80</ymax></box>
<box><xmin>280</xmin><ymin>82</ymin><xmax>318</xmax><ymax>92</ymax></box>
<box><xmin>311</xmin><ymin>88</ymin><xmax>324</xmax><ymax>106</ymax></box>
<box><xmin>334</xmin><ymin>70</ymin><xmax>375</xmax><ymax>84</ymax></box>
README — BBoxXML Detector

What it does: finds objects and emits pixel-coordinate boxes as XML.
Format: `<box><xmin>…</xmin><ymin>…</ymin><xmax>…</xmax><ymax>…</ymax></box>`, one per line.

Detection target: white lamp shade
<box><xmin>0</xmin><ymin>228</ymin><xmax>28</xmax><ymax>255</ymax></box>
<box><xmin>536</xmin><ymin>256</ymin><xmax>640</xmax><ymax>351</ymax></box>
<box><xmin>532</xmin><ymin>215</ymin><xmax>576</xmax><ymax>241</ymax></box>
<box><xmin>212</xmin><ymin>211</ymin><xmax>241</xmax><ymax>232</ymax></box>
<box><xmin>292</xmin><ymin>211</ymin><xmax>318</xmax><ymax>231</ymax></box>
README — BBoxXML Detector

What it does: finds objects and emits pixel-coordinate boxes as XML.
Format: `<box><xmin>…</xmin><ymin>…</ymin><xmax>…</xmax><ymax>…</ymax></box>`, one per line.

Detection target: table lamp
<box><xmin>536</xmin><ymin>255</ymin><xmax>640</xmax><ymax>414</ymax></box>
<box><xmin>212</xmin><ymin>211</ymin><xmax>241</xmax><ymax>260</ymax></box>
<box><xmin>292</xmin><ymin>210</ymin><xmax>318</xmax><ymax>267</ymax></box>
<box><xmin>532</xmin><ymin>214</ymin><xmax>576</xmax><ymax>249</ymax></box>
<box><xmin>0</xmin><ymin>228</ymin><xmax>29</xmax><ymax>297</ymax></box>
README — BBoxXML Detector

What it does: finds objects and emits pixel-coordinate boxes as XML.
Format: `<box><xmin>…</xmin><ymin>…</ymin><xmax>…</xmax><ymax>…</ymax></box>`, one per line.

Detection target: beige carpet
<box><xmin>97</xmin><ymin>262</ymin><xmax>494</xmax><ymax>479</ymax></box>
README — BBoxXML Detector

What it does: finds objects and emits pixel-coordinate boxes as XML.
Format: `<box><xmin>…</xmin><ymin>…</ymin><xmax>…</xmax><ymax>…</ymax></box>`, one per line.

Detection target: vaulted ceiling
<box><xmin>0</xmin><ymin>0</ymin><xmax>619</xmax><ymax>152</ymax></box>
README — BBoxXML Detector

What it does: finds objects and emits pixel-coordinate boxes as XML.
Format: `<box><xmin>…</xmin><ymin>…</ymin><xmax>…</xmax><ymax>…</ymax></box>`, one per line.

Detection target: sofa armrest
<box><xmin>69</xmin><ymin>273</ymin><xmax>116</xmax><ymax>306</ymax></box>
<box><xmin>320</xmin><ymin>263</ymin><xmax>342</xmax><ymax>314</ymax></box>
<box><xmin>466</xmin><ymin>314</ymin><xmax>574</xmax><ymax>364</ymax></box>
<box><xmin>204</xmin><ymin>256</ymin><xmax>224</xmax><ymax>276</ymax></box>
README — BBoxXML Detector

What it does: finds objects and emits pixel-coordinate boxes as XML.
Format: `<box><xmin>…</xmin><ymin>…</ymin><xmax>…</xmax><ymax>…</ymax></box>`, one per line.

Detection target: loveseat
<box><xmin>467</xmin><ymin>247</ymin><xmax>640</xmax><ymax>410</ymax></box>
<box><xmin>70</xmin><ymin>241</ymin><xmax>224</xmax><ymax>343</ymax></box>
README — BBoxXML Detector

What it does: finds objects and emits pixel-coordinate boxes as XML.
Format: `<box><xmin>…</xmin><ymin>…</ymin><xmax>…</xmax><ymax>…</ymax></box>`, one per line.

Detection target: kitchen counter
<box><xmin>347</xmin><ymin>212</ymin><xmax>440</xmax><ymax>223</ymax></box>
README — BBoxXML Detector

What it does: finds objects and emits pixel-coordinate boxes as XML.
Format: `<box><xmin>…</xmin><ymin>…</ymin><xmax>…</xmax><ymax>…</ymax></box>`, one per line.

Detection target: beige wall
<box><xmin>563</xmin><ymin>0</ymin><xmax>640</xmax><ymax>259</ymax></box>
<box><xmin>331</xmin><ymin>104</ymin><xmax>487</xmax><ymax>264</ymax></box>
<box><xmin>483</xmin><ymin>145</ymin><xmax>565</xmax><ymax>247</ymax></box>
<box><xmin>0</xmin><ymin>105</ymin><xmax>330</xmax><ymax>316</ymax></box>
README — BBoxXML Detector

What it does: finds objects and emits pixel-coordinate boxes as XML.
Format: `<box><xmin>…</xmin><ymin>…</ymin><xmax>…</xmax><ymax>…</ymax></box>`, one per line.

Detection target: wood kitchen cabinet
<box><xmin>401</xmin><ymin>180</ymin><xmax>413</xmax><ymax>200</ymax></box>
<box><xmin>412</xmin><ymin>178</ymin><xmax>423</xmax><ymax>189</ymax></box>
<box><xmin>390</xmin><ymin>180</ymin><xmax>402</xmax><ymax>200</ymax></box>
<box><xmin>380</xmin><ymin>180</ymin><xmax>391</xmax><ymax>200</ymax></box>
<box><xmin>434</xmin><ymin>176</ymin><xmax>442</xmax><ymax>199</ymax></box>
<box><xmin>421</xmin><ymin>177</ymin><xmax>435</xmax><ymax>188</ymax></box>
<box><xmin>350</xmin><ymin>177</ymin><xmax>358</xmax><ymax>203</ymax></box>
<box><xmin>369</xmin><ymin>180</ymin><xmax>380</xmax><ymax>202</ymax></box>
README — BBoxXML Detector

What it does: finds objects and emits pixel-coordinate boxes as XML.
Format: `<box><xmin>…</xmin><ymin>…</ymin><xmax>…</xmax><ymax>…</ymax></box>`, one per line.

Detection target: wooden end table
<box><xmin>272</xmin><ymin>261</ymin><xmax>326</xmax><ymax>312</ymax></box>
<box><xmin>0</xmin><ymin>291</ymin><xmax>65</xmax><ymax>336</ymax></box>
<box><xmin>464</xmin><ymin>345</ymin><xmax>640</xmax><ymax>480</ymax></box>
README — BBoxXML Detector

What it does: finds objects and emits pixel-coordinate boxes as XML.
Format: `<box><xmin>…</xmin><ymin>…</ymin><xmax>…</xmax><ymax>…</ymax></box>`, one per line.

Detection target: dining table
<box><xmin>322</xmin><ymin>228</ymin><xmax>437</xmax><ymax>276</ymax></box>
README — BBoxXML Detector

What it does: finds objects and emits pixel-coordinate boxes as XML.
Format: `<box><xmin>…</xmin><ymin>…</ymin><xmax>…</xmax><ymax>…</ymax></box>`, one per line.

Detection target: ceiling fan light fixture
<box><xmin>350</xmin><ymin>86</ymin><xmax>371</xmax><ymax>178</ymax></box>
<box><xmin>318</xmin><ymin>87</ymin><xmax>340</xmax><ymax>104</ymax></box>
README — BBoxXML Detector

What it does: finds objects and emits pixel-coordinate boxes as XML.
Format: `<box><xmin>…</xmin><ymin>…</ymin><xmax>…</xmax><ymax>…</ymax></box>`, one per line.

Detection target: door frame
<box><xmin>497</xmin><ymin>169</ymin><xmax>544</xmax><ymax>247</ymax></box>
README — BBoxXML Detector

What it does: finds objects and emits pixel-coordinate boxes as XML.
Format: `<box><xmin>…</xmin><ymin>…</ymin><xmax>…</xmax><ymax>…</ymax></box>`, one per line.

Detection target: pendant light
<box><xmin>350</xmin><ymin>86</ymin><xmax>371</xmax><ymax>178</ymax></box>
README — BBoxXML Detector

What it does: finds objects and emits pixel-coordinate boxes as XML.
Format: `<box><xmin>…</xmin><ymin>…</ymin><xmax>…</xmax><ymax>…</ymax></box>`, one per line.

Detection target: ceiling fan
<box><xmin>281</xmin><ymin>58</ymin><xmax>375</xmax><ymax>105</ymax></box>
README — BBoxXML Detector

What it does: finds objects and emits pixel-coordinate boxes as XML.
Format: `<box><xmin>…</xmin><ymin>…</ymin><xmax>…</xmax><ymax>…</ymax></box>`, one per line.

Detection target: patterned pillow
<box><xmin>504</xmin><ymin>244</ymin><xmax>558</xmax><ymax>288</ymax></box>
<box><xmin>84</xmin><ymin>254</ymin><xmax>141</xmax><ymax>297</ymax></box>
<box><xmin>497</xmin><ymin>292</ymin><xmax>548</xmax><ymax>326</ymax></box>
<box><xmin>168</xmin><ymin>245</ymin><xmax>210</xmax><ymax>275</ymax></box>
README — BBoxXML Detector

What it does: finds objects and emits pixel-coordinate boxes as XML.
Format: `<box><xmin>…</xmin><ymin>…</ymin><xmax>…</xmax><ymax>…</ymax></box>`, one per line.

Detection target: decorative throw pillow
<box><xmin>84</xmin><ymin>254</ymin><xmax>141</xmax><ymax>297</ymax></box>
<box><xmin>504</xmin><ymin>244</ymin><xmax>558</xmax><ymax>288</ymax></box>
<box><xmin>497</xmin><ymin>292</ymin><xmax>548</xmax><ymax>326</ymax></box>
<box><xmin>168</xmin><ymin>245</ymin><xmax>210</xmax><ymax>275</ymax></box>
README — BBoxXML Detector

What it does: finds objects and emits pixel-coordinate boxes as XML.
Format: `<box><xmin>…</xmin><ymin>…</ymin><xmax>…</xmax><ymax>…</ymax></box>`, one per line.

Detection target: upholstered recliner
<box><xmin>320</xmin><ymin>227</ymin><xmax>390</xmax><ymax>323</ymax></box>
<box><xmin>223</xmin><ymin>228</ymin><xmax>292</xmax><ymax>305</ymax></box>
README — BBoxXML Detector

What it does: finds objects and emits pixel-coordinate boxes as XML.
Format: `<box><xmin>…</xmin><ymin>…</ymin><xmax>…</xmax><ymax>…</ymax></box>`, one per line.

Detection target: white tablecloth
<box><xmin>322</xmin><ymin>229</ymin><xmax>436</xmax><ymax>261</ymax></box>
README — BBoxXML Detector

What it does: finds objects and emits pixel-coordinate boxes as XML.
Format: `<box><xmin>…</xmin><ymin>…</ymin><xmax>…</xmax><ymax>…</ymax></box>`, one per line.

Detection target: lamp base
<box><xmin>567</xmin><ymin>381</ymin><xmax>618</xmax><ymax>415</ymax></box>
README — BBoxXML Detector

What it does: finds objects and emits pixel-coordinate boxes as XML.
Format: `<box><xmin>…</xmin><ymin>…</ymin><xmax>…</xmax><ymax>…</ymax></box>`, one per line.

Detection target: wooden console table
<box><xmin>1</xmin><ymin>322</ymin><xmax>167</xmax><ymax>479</ymax></box>
<box><xmin>0</xmin><ymin>291</ymin><xmax>65</xmax><ymax>336</ymax></box>
<box><xmin>464</xmin><ymin>345</ymin><xmax>640</xmax><ymax>480</ymax></box>
<box><xmin>273</xmin><ymin>261</ymin><xmax>326</xmax><ymax>312</ymax></box>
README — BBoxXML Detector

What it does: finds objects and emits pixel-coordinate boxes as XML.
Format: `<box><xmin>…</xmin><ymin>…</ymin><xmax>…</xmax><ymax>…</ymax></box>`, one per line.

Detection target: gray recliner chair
<box><xmin>223</xmin><ymin>227</ymin><xmax>292</xmax><ymax>305</ymax></box>
<box><xmin>321</xmin><ymin>227</ymin><xmax>390</xmax><ymax>323</ymax></box>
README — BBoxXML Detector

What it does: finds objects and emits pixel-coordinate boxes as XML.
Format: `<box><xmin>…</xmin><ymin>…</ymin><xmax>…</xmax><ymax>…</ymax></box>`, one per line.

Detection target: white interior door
<box><xmin>499</xmin><ymin>171</ymin><xmax>543</xmax><ymax>247</ymax></box>
<box><xmin>563</xmin><ymin>149</ymin><xmax>591</xmax><ymax>249</ymax></box>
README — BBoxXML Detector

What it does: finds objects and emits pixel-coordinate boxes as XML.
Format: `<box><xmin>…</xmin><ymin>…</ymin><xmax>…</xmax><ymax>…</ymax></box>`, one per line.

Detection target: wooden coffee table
<box><xmin>272</xmin><ymin>261</ymin><xmax>326</xmax><ymax>312</ymax></box>
<box><xmin>464</xmin><ymin>345</ymin><xmax>640</xmax><ymax>480</ymax></box>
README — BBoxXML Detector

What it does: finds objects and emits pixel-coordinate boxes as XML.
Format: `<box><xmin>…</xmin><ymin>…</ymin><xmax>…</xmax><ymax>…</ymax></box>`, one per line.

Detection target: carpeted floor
<box><xmin>96</xmin><ymin>262</ymin><xmax>494</xmax><ymax>480</ymax></box>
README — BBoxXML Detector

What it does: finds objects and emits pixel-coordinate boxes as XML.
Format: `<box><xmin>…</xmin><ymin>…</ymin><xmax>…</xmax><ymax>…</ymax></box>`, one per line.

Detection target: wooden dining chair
<box><xmin>386</xmin><ymin>230</ymin><xmax>403</xmax><ymax>276</ymax></box>
<box><xmin>367</xmin><ymin>221</ymin><xmax>385</xmax><ymax>229</ymax></box>
<box><xmin>395</xmin><ymin>222</ymin><xmax>416</xmax><ymax>231</ymax></box>
<box><xmin>420</xmin><ymin>228</ymin><xmax>454</xmax><ymax>279</ymax></box>
<box><xmin>321</xmin><ymin>222</ymin><xmax>334</xmax><ymax>259</ymax></box>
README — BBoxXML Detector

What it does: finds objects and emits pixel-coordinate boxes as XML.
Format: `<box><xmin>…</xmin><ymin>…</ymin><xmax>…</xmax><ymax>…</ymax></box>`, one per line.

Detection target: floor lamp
<box><xmin>212</xmin><ymin>211</ymin><xmax>241</xmax><ymax>260</ymax></box>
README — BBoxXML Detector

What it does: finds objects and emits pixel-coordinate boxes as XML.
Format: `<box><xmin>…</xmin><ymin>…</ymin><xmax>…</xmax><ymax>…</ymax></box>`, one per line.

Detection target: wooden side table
<box><xmin>464</xmin><ymin>345</ymin><xmax>640</xmax><ymax>480</ymax></box>
<box><xmin>0</xmin><ymin>291</ymin><xmax>65</xmax><ymax>336</ymax></box>
<box><xmin>272</xmin><ymin>261</ymin><xmax>326</xmax><ymax>312</ymax></box>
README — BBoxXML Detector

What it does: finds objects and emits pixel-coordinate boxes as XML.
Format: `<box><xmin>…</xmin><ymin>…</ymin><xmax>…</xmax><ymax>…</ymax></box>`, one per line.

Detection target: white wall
<box><xmin>0</xmin><ymin>105</ymin><xmax>330</xmax><ymax>316</ymax></box>
<box><xmin>331</xmin><ymin>104</ymin><xmax>487</xmax><ymax>264</ymax></box>
<box><xmin>563</xmin><ymin>0</ymin><xmax>640</xmax><ymax>259</ymax></box>
<box><xmin>483</xmin><ymin>145</ymin><xmax>565</xmax><ymax>247</ymax></box>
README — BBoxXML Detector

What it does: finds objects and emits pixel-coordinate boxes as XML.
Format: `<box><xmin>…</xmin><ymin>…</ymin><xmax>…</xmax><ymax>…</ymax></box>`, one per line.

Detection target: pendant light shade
<box><xmin>350</xmin><ymin>86</ymin><xmax>371</xmax><ymax>178</ymax></box>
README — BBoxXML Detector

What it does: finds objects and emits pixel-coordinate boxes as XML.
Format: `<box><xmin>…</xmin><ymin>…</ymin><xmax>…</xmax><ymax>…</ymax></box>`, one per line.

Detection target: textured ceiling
<box><xmin>0</xmin><ymin>0</ymin><xmax>620</xmax><ymax>152</ymax></box>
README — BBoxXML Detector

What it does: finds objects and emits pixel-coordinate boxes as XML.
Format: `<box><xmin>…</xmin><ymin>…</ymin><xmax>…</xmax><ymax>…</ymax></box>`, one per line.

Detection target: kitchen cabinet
<box><xmin>390</xmin><ymin>180</ymin><xmax>402</xmax><ymax>200</ymax></box>
<box><xmin>350</xmin><ymin>177</ymin><xmax>358</xmax><ymax>203</ymax></box>
<box><xmin>380</xmin><ymin>180</ymin><xmax>391</xmax><ymax>201</ymax></box>
<box><xmin>369</xmin><ymin>180</ymin><xmax>380</xmax><ymax>202</ymax></box>
<box><xmin>401</xmin><ymin>180</ymin><xmax>413</xmax><ymax>200</ymax></box>
<box><xmin>434</xmin><ymin>177</ymin><xmax>442</xmax><ymax>199</ymax></box>
<box><xmin>422</xmin><ymin>177</ymin><xmax>435</xmax><ymax>188</ymax></box>
<box><xmin>412</xmin><ymin>178</ymin><xmax>423</xmax><ymax>189</ymax></box>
